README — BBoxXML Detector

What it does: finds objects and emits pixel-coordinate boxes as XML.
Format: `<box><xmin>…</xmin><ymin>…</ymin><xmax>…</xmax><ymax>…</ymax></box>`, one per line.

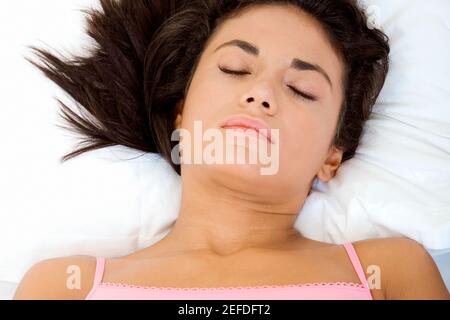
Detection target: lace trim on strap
<box><xmin>99</xmin><ymin>281</ymin><xmax>367</xmax><ymax>291</ymax></box>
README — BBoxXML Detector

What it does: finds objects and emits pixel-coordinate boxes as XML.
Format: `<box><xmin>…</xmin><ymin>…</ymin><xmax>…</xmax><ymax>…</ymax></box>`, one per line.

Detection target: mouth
<box><xmin>220</xmin><ymin>115</ymin><xmax>273</xmax><ymax>144</ymax></box>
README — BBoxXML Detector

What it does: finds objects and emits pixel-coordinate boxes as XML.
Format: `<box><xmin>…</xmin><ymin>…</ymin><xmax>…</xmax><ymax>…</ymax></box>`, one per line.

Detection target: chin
<box><xmin>204</xmin><ymin>161</ymin><xmax>276</xmax><ymax>185</ymax></box>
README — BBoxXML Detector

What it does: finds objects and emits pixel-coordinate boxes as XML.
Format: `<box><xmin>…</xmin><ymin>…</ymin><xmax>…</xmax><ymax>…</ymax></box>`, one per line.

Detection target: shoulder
<box><xmin>353</xmin><ymin>237</ymin><xmax>450</xmax><ymax>300</ymax></box>
<box><xmin>13</xmin><ymin>255</ymin><xmax>98</xmax><ymax>300</ymax></box>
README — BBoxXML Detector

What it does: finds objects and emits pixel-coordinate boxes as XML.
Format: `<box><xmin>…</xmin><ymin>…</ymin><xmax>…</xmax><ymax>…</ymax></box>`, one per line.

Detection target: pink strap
<box><xmin>93</xmin><ymin>257</ymin><xmax>106</xmax><ymax>286</ymax></box>
<box><xmin>342</xmin><ymin>243</ymin><xmax>369</xmax><ymax>289</ymax></box>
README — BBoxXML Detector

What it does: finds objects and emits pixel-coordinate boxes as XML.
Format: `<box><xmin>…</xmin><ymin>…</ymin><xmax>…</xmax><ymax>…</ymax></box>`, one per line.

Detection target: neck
<box><xmin>159</xmin><ymin>168</ymin><xmax>307</xmax><ymax>257</ymax></box>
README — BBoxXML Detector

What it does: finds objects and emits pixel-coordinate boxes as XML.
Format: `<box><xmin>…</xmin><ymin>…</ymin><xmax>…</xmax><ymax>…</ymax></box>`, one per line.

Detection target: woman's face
<box><xmin>175</xmin><ymin>4</ymin><xmax>345</xmax><ymax>201</ymax></box>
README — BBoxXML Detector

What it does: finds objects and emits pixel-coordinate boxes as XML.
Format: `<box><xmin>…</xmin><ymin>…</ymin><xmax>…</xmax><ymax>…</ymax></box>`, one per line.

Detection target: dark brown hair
<box><xmin>27</xmin><ymin>0</ymin><xmax>389</xmax><ymax>176</ymax></box>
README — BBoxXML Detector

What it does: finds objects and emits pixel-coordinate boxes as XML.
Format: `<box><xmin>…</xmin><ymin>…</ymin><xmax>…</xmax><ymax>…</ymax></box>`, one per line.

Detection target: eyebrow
<box><xmin>214</xmin><ymin>39</ymin><xmax>333</xmax><ymax>88</ymax></box>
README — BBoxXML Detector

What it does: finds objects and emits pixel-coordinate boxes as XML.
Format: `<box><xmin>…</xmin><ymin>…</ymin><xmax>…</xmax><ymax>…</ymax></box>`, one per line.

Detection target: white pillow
<box><xmin>1</xmin><ymin>0</ymin><xmax>449</xmax><ymax>290</ymax></box>
<box><xmin>1</xmin><ymin>146</ymin><xmax>181</xmax><ymax>284</ymax></box>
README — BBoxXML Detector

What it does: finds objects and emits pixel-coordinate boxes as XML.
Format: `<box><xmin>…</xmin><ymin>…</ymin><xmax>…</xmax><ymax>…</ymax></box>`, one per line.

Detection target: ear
<box><xmin>316</xmin><ymin>146</ymin><xmax>344</xmax><ymax>182</ymax></box>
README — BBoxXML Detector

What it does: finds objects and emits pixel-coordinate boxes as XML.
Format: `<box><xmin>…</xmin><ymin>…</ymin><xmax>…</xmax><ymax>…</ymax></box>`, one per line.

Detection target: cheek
<box><xmin>181</xmin><ymin>68</ymin><xmax>236</xmax><ymax>130</ymax></box>
<box><xmin>179</xmin><ymin>82</ymin><xmax>214</xmax><ymax>128</ymax></box>
<box><xmin>192</xmin><ymin>61</ymin><xmax>232</xmax><ymax>101</ymax></box>
<box><xmin>279</xmin><ymin>110</ymin><xmax>332</xmax><ymax>173</ymax></box>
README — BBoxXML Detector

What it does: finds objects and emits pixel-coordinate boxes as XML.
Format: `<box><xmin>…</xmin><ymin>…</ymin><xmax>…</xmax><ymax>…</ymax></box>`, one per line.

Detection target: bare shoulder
<box><xmin>353</xmin><ymin>237</ymin><xmax>450</xmax><ymax>300</ymax></box>
<box><xmin>13</xmin><ymin>255</ymin><xmax>97</xmax><ymax>300</ymax></box>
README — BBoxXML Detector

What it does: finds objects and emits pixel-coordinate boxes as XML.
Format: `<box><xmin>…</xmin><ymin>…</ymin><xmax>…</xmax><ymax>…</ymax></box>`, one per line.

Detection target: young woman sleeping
<box><xmin>14</xmin><ymin>0</ymin><xmax>449</xmax><ymax>300</ymax></box>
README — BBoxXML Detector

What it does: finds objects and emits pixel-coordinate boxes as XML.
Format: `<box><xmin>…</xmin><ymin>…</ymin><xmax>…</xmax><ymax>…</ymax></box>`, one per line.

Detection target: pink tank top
<box><xmin>85</xmin><ymin>243</ymin><xmax>373</xmax><ymax>300</ymax></box>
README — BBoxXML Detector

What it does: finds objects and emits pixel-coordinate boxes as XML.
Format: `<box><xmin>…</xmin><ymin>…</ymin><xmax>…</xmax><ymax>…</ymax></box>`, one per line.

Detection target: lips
<box><xmin>220</xmin><ymin>114</ymin><xmax>273</xmax><ymax>144</ymax></box>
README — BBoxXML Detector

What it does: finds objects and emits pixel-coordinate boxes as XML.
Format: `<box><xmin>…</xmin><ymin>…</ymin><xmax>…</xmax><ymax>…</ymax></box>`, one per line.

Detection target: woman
<box><xmin>14</xmin><ymin>0</ymin><xmax>449</xmax><ymax>300</ymax></box>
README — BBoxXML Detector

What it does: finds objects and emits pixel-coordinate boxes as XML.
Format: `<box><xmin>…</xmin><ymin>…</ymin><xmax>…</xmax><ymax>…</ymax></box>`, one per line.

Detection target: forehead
<box><xmin>206</xmin><ymin>4</ymin><xmax>344</xmax><ymax>91</ymax></box>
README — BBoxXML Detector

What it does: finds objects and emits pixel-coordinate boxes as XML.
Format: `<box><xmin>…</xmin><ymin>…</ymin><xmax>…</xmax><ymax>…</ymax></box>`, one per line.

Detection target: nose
<box><xmin>238</xmin><ymin>84</ymin><xmax>277</xmax><ymax>115</ymax></box>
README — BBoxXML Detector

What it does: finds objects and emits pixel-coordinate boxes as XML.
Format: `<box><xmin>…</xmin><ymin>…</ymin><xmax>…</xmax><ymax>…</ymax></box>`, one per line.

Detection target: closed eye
<box><xmin>219</xmin><ymin>66</ymin><xmax>317</xmax><ymax>102</ymax></box>
<box><xmin>219</xmin><ymin>66</ymin><xmax>250</xmax><ymax>76</ymax></box>
<box><xmin>286</xmin><ymin>85</ymin><xmax>317</xmax><ymax>102</ymax></box>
